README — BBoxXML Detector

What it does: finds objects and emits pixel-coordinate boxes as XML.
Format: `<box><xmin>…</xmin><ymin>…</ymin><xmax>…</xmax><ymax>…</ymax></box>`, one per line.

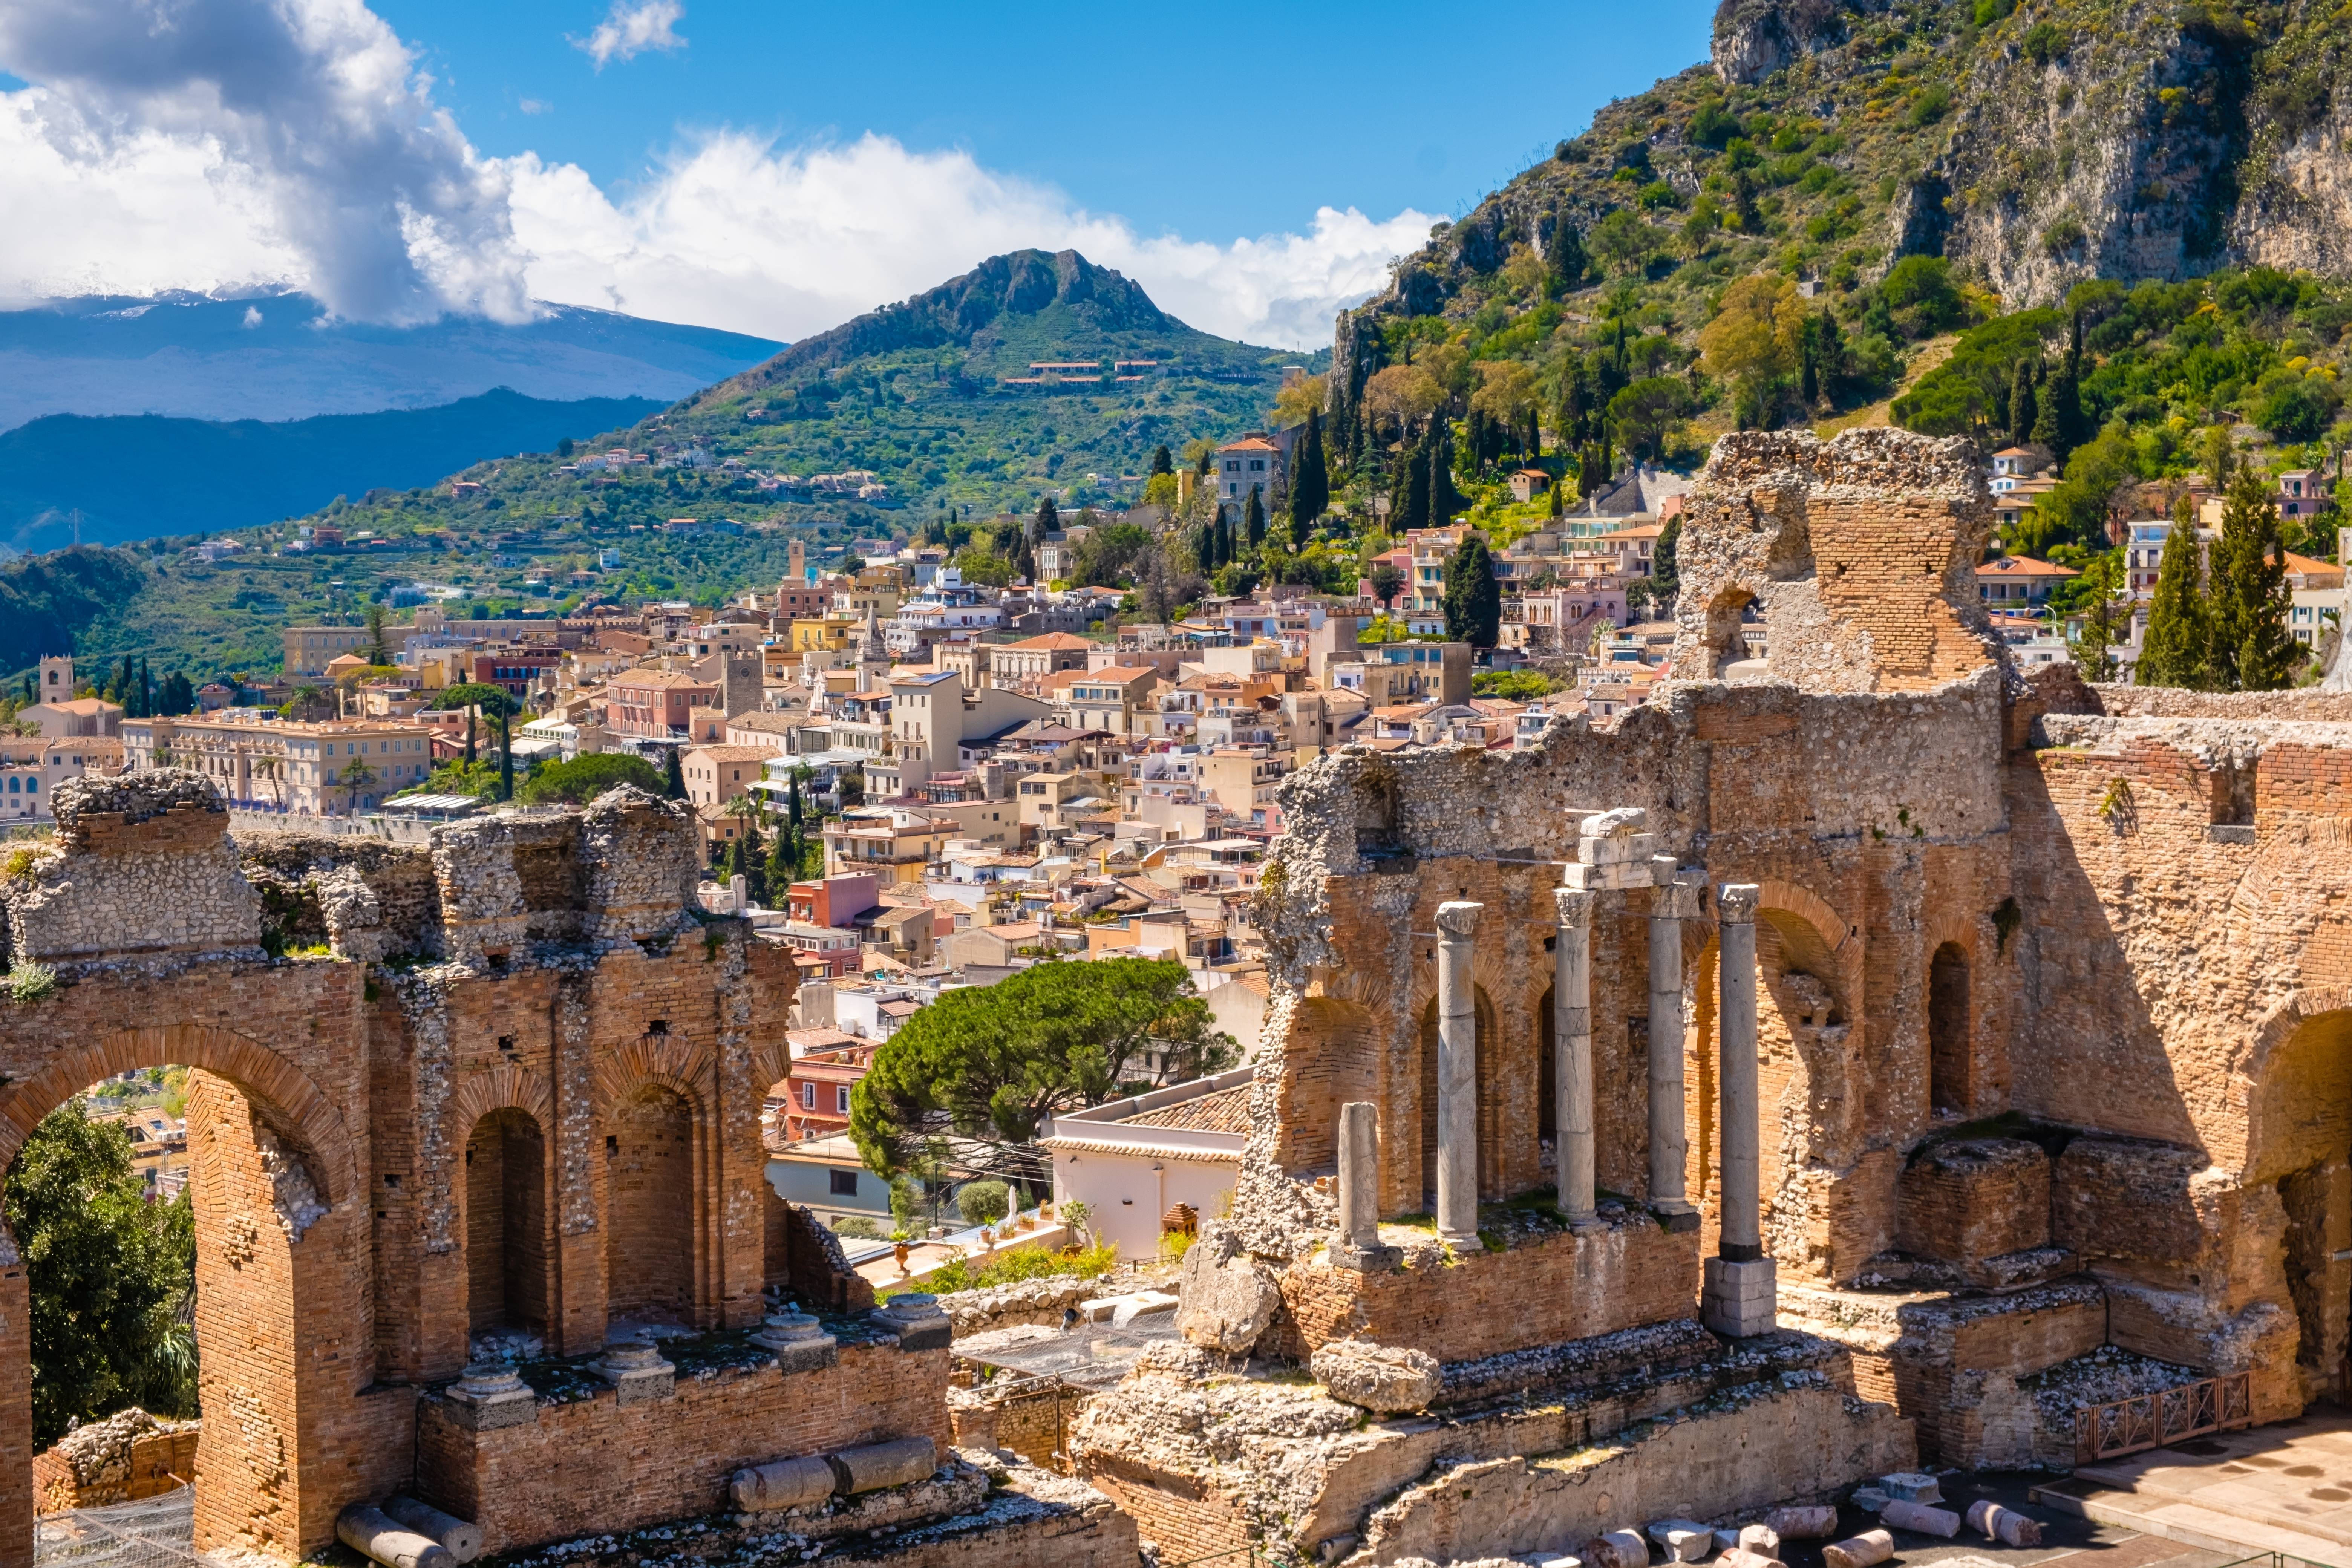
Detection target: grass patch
<box><xmin>878</xmin><ymin>1240</ymin><xmax>1118</xmax><ymax>1301</ymax></box>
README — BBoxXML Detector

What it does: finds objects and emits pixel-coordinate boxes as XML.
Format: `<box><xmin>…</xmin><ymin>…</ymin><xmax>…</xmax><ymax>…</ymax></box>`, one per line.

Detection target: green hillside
<box><xmin>0</xmin><ymin>250</ymin><xmax>1319</xmax><ymax>683</ymax></box>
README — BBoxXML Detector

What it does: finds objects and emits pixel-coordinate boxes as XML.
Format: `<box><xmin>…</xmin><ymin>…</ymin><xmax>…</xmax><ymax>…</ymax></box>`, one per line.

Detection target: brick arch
<box><xmin>595</xmin><ymin>1034</ymin><xmax>713</xmax><ymax>1113</ymax></box>
<box><xmin>0</xmin><ymin>1024</ymin><xmax>355</xmax><ymax>1205</ymax></box>
<box><xmin>450</xmin><ymin>1064</ymin><xmax>554</xmax><ymax>1138</ymax></box>
<box><xmin>750</xmin><ymin>1037</ymin><xmax>790</xmax><ymax>1098</ymax></box>
<box><xmin>1923</xmin><ymin>912</ymin><xmax>1981</xmax><ymax>960</ymax></box>
<box><xmin>2242</xmin><ymin>987</ymin><xmax>2352</xmax><ymax>1187</ymax></box>
<box><xmin>2243</xmin><ymin>986</ymin><xmax>2352</xmax><ymax>1083</ymax></box>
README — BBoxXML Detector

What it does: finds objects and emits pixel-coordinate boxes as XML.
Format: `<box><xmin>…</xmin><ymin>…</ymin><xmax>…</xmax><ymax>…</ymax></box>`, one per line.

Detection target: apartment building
<box><xmin>122</xmin><ymin>715</ymin><xmax>434</xmax><ymax>813</ymax></box>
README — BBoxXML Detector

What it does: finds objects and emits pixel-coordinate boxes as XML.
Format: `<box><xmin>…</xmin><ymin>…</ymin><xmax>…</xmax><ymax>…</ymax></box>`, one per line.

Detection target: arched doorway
<box><xmin>605</xmin><ymin>1084</ymin><xmax>696</xmax><ymax>1328</ymax></box>
<box><xmin>2247</xmin><ymin>1000</ymin><xmax>2352</xmax><ymax>1398</ymax></box>
<box><xmin>0</xmin><ymin>1024</ymin><xmax>359</xmax><ymax>1566</ymax></box>
<box><xmin>464</xmin><ymin>1109</ymin><xmax>551</xmax><ymax>1343</ymax></box>
<box><xmin>1928</xmin><ymin>942</ymin><xmax>1971</xmax><ymax>1116</ymax></box>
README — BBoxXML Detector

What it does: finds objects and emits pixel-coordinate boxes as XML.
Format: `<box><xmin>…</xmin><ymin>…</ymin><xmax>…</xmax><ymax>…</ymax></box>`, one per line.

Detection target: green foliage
<box><xmin>2210</xmin><ymin>466</ymin><xmax>2301</xmax><ymax>690</ymax></box>
<box><xmin>6</xmin><ymin>962</ymin><xmax>59</xmax><ymax>1003</ymax></box>
<box><xmin>849</xmin><ymin>957</ymin><xmax>1235</xmax><ymax>1178</ymax></box>
<box><xmin>1880</xmin><ymin>257</ymin><xmax>1967</xmax><ymax>339</ymax></box>
<box><xmin>879</xmin><ymin>1240</ymin><xmax>1117</xmax><ymax>1301</ymax></box>
<box><xmin>1471</xmin><ymin>669</ymin><xmax>1559</xmax><ymax>700</ymax></box>
<box><xmin>515</xmin><ymin>752</ymin><xmax>666</xmax><ymax>805</ymax></box>
<box><xmin>1442</xmin><ymin>534</ymin><xmax>1502</xmax><ymax>648</ymax></box>
<box><xmin>2136</xmin><ymin>509</ymin><xmax>2214</xmax><ymax>690</ymax></box>
<box><xmin>956</xmin><ymin>1180</ymin><xmax>1011</xmax><ymax>1227</ymax></box>
<box><xmin>2014</xmin><ymin>426</ymin><xmax>2141</xmax><ymax>558</ymax></box>
<box><xmin>2021</xmin><ymin>21</ymin><xmax>2066</xmax><ymax>64</ymax></box>
<box><xmin>832</xmin><ymin>1217</ymin><xmax>883</xmax><ymax>1240</ymax></box>
<box><xmin>1893</xmin><ymin>309</ymin><xmax>2062</xmax><ymax>434</ymax></box>
<box><xmin>7</xmin><ymin>1102</ymin><xmax>198</xmax><ymax>1446</ymax></box>
<box><xmin>664</xmin><ymin>747</ymin><xmax>687</xmax><ymax>800</ymax></box>
<box><xmin>1608</xmin><ymin>377</ymin><xmax>1691</xmax><ymax>458</ymax></box>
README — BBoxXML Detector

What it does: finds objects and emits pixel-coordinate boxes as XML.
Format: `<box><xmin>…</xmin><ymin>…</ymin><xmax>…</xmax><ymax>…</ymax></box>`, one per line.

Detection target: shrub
<box><xmin>956</xmin><ymin>1179</ymin><xmax>1011</xmax><ymax>1227</ymax></box>
<box><xmin>833</xmin><ymin>1216</ymin><xmax>882</xmax><ymax>1240</ymax></box>
<box><xmin>516</xmin><ymin>752</ymin><xmax>665</xmax><ymax>805</ymax></box>
<box><xmin>1907</xmin><ymin>86</ymin><xmax>1952</xmax><ymax>127</ymax></box>
<box><xmin>880</xmin><ymin>1240</ymin><xmax>1117</xmax><ymax>1300</ymax></box>
<box><xmin>2022</xmin><ymin>21</ymin><xmax>2065</xmax><ymax>64</ymax></box>
<box><xmin>6</xmin><ymin>963</ymin><xmax>59</xmax><ymax>1004</ymax></box>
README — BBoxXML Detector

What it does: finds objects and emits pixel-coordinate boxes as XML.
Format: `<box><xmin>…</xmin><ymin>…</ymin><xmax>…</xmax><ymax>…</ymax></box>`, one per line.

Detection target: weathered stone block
<box><xmin>1309</xmin><ymin>1339</ymin><xmax>1442</xmax><ymax>1414</ymax></box>
<box><xmin>1896</xmin><ymin>1139</ymin><xmax>2050</xmax><ymax>1263</ymax></box>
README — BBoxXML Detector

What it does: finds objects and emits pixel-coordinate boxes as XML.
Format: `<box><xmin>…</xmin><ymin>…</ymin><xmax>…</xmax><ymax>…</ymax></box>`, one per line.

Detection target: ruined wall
<box><xmin>1666</xmin><ymin>429</ymin><xmax>2004</xmax><ymax>692</ymax></box>
<box><xmin>416</xmin><ymin>1340</ymin><xmax>951</xmax><ymax>1553</ymax></box>
<box><xmin>0</xmin><ymin>776</ymin><xmax>814</xmax><ymax>1568</ymax></box>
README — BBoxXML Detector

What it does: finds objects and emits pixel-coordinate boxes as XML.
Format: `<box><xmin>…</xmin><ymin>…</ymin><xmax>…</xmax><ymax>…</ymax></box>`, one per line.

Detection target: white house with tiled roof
<box><xmin>1041</xmin><ymin>1065</ymin><xmax>1254</xmax><ymax>1259</ymax></box>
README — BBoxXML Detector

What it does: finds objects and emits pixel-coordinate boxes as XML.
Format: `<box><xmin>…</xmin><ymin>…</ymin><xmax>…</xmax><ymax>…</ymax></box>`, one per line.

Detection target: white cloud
<box><xmin>574</xmin><ymin>0</ymin><xmax>685</xmax><ymax>70</ymax></box>
<box><xmin>504</xmin><ymin>131</ymin><xmax>1433</xmax><ymax>349</ymax></box>
<box><xmin>0</xmin><ymin>2</ymin><xmax>1427</xmax><ymax>350</ymax></box>
<box><xmin>0</xmin><ymin>0</ymin><xmax>528</xmax><ymax>325</ymax></box>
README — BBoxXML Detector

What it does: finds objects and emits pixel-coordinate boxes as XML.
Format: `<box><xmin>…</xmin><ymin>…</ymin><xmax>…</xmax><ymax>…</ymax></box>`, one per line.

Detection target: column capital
<box><xmin>1717</xmin><ymin>882</ymin><xmax>1761</xmax><ymax>923</ymax></box>
<box><xmin>1651</xmin><ymin>862</ymin><xmax>1704</xmax><ymax>920</ymax></box>
<box><xmin>1553</xmin><ymin>887</ymin><xmax>1597</xmax><ymax>928</ymax></box>
<box><xmin>1434</xmin><ymin>900</ymin><xmax>1484</xmax><ymax>937</ymax></box>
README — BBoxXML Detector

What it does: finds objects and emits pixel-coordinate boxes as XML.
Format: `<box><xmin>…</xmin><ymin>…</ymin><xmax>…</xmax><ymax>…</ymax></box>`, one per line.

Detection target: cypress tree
<box><xmin>1244</xmin><ymin>487</ymin><xmax>1266</xmax><ymax>551</ymax></box>
<box><xmin>2009</xmin><ymin>360</ymin><xmax>2038</xmax><ymax>449</ymax></box>
<box><xmin>787</xmin><ymin>769</ymin><xmax>803</xmax><ymax>827</ymax></box>
<box><xmin>1034</xmin><ymin>496</ymin><xmax>1059</xmax><ymax>539</ymax></box>
<box><xmin>464</xmin><ymin>708</ymin><xmax>476</xmax><ymax>767</ymax></box>
<box><xmin>2136</xmin><ymin>503</ymin><xmax>2212</xmax><ymax>689</ymax></box>
<box><xmin>1150</xmin><ymin>444</ymin><xmax>1174</xmax><ymax>477</ymax></box>
<box><xmin>1524</xmin><ymin>406</ymin><xmax>1541</xmax><ymax>461</ymax></box>
<box><xmin>664</xmin><ymin>746</ymin><xmax>687</xmax><ymax>799</ymax></box>
<box><xmin>1289</xmin><ymin>410</ymin><xmax>1329</xmax><ymax>544</ymax></box>
<box><xmin>2210</xmin><ymin>467</ymin><xmax>2299</xmax><ymax>690</ymax></box>
<box><xmin>1547</xmin><ymin>215</ymin><xmax>1587</xmax><ymax>287</ymax></box>
<box><xmin>1441</xmin><ymin>534</ymin><xmax>1502</xmax><ymax>647</ymax></box>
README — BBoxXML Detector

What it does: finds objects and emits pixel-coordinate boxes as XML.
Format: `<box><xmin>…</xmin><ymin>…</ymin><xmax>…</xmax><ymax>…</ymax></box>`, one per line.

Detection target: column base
<box><xmin>1652</xmin><ymin>1203</ymin><xmax>1701</xmax><ymax>1233</ymax></box>
<box><xmin>1328</xmin><ymin>1239</ymin><xmax>1401</xmax><ymax>1273</ymax></box>
<box><xmin>1701</xmin><ymin>1256</ymin><xmax>1778</xmax><ymax>1338</ymax></box>
<box><xmin>1437</xmin><ymin>1226</ymin><xmax>1481</xmax><ymax>1249</ymax></box>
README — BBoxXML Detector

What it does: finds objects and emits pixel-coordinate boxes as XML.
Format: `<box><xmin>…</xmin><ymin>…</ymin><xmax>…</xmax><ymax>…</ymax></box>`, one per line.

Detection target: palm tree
<box><xmin>337</xmin><ymin>758</ymin><xmax>379</xmax><ymax>815</ymax></box>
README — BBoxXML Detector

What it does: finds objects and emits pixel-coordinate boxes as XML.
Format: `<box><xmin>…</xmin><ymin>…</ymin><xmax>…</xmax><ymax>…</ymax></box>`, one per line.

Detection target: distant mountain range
<box><xmin>0</xmin><ymin>388</ymin><xmax>666</xmax><ymax>556</ymax></box>
<box><xmin>0</xmin><ymin>291</ymin><xmax>780</xmax><ymax>430</ymax></box>
<box><xmin>0</xmin><ymin>249</ymin><xmax>1315</xmax><ymax>680</ymax></box>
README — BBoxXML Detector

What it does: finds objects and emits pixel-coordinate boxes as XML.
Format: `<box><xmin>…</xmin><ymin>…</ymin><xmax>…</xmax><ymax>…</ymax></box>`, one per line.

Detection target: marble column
<box><xmin>1647</xmin><ymin>861</ymin><xmax>1700</xmax><ymax>1230</ymax></box>
<box><xmin>1332</xmin><ymin>1101</ymin><xmax>1396</xmax><ymax>1270</ymax></box>
<box><xmin>1434</xmin><ymin>900</ymin><xmax>1483</xmax><ymax>1246</ymax></box>
<box><xmin>1553</xmin><ymin>887</ymin><xmax>1598</xmax><ymax>1227</ymax></box>
<box><xmin>1703</xmin><ymin>883</ymin><xmax>1776</xmax><ymax>1337</ymax></box>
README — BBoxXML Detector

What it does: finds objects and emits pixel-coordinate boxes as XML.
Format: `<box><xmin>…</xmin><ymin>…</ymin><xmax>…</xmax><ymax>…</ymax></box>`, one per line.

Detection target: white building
<box><xmin>1040</xmin><ymin>1066</ymin><xmax>1251</xmax><ymax>1259</ymax></box>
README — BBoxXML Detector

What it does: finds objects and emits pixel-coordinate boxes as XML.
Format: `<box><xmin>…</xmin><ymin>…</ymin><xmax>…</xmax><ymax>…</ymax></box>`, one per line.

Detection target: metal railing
<box><xmin>2076</xmin><ymin>1369</ymin><xmax>2253</xmax><ymax>1462</ymax></box>
<box><xmin>34</xmin><ymin>1485</ymin><xmax>212</xmax><ymax>1568</ymax></box>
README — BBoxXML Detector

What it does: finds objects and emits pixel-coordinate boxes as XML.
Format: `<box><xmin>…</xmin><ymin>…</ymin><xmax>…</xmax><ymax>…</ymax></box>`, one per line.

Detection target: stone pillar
<box><xmin>1434</xmin><ymin>900</ymin><xmax>1483</xmax><ymax>1246</ymax></box>
<box><xmin>1704</xmin><ymin>883</ymin><xmax>1777</xmax><ymax>1338</ymax></box>
<box><xmin>0</xmin><ymin>1218</ymin><xmax>31</xmax><ymax>1568</ymax></box>
<box><xmin>1553</xmin><ymin>888</ymin><xmax>1599</xmax><ymax>1228</ymax></box>
<box><xmin>1648</xmin><ymin>862</ymin><xmax>1700</xmax><ymax>1229</ymax></box>
<box><xmin>1332</xmin><ymin>1102</ymin><xmax>1396</xmax><ymax>1270</ymax></box>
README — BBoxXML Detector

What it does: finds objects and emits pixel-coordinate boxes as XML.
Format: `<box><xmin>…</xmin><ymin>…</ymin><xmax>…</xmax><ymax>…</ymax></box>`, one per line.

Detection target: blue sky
<box><xmin>0</xmin><ymin>0</ymin><xmax>1715</xmax><ymax>347</ymax></box>
<box><xmin>375</xmin><ymin>0</ymin><xmax>1715</xmax><ymax>242</ymax></box>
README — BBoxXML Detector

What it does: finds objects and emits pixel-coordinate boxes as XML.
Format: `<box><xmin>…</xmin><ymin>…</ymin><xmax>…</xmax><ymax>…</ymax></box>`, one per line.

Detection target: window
<box><xmin>800</xmin><ymin>1081</ymin><xmax>816</xmax><ymax>1109</ymax></box>
<box><xmin>836</xmin><ymin>1085</ymin><xmax>851</xmax><ymax>1114</ymax></box>
<box><xmin>829</xmin><ymin>1168</ymin><xmax>859</xmax><ymax>1196</ymax></box>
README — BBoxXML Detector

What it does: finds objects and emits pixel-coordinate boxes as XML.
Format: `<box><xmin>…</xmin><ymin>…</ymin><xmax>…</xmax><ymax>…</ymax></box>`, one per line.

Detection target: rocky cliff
<box><xmin>1331</xmin><ymin>0</ymin><xmax>2352</xmax><ymax>404</ymax></box>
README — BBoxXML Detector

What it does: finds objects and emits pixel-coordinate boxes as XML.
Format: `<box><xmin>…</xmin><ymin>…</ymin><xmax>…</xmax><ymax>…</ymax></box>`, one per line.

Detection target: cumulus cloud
<box><xmin>0</xmin><ymin>0</ymin><xmax>530</xmax><ymax>323</ymax></box>
<box><xmin>574</xmin><ymin>0</ymin><xmax>685</xmax><ymax>69</ymax></box>
<box><xmin>0</xmin><ymin>3</ymin><xmax>1427</xmax><ymax>348</ymax></box>
<box><xmin>504</xmin><ymin>131</ymin><xmax>1433</xmax><ymax>348</ymax></box>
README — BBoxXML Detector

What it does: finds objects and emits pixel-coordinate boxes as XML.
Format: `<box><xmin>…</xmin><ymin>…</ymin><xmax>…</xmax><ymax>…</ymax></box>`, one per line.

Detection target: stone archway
<box><xmin>2242</xmin><ymin>992</ymin><xmax>2352</xmax><ymax>1397</ymax></box>
<box><xmin>0</xmin><ymin>1024</ymin><xmax>364</xmax><ymax>1568</ymax></box>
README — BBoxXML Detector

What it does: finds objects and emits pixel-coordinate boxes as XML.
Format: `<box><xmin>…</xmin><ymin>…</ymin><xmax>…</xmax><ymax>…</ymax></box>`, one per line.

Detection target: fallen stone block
<box><xmin>826</xmin><ymin>1436</ymin><xmax>938</xmax><ymax>1496</ymax></box>
<box><xmin>1966</xmin><ymin>1500</ymin><xmax>2043</xmax><ymax>1547</ymax></box>
<box><xmin>1584</xmin><ymin>1528</ymin><xmax>1649</xmax><ymax>1568</ymax></box>
<box><xmin>1851</xmin><ymin>1487</ymin><xmax>1889</xmax><ymax>1512</ymax></box>
<box><xmin>1879</xmin><ymin>1471</ymin><xmax>1943</xmax><ymax>1504</ymax></box>
<box><xmin>1823</xmin><ymin>1530</ymin><xmax>1893</xmax><ymax>1568</ymax></box>
<box><xmin>732</xmin><ymin>1455</ymin><xmax>835</xmax><ymax>1513</ymax></box>
<box><xmin>1739</xmin><ymin>1524</ymin><xmax>1782</xmax><ymax>1556</ymax></box>
<box><xmin>1720</xmin><ymin>1549</ymin><xmax>1787</xmax><ymax>1568</ymax></box>
<box><xmin>338</xmin><ymin>1506</ymin><xmax>455</xmax><ymax>1568</ymax></box>
<box><xmin>1648</xmin><ymin>1519</ymin><xmax>1713</xmax><ymax>1561</ymax></box>
<box><xmin>379</xmin><ymin>1497</ymin><xmax>482</xmax><ymax>1564</ymax></box>
<box><xmin>1310</xmin><ymin>1338</ymin><xmax>1442</xmax><ymax>1414</ymax></box>
<box><xmin>1764</xmin><ymin>1506</ymin><xmax>1838</xmax><ymax>1540</ymax></box>
<box><xmin>1881</xmin><ymin>1500</ymin><xmax>1959</xmax><ymax>1537</ymax></box>
<box><xmin>1175</xmin><ymin>1227</ymin><xmax>1281</xmax><ymax>1354</ymax></box>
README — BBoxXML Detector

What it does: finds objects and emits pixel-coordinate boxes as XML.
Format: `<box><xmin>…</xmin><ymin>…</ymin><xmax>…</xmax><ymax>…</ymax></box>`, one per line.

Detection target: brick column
<box><xmin>1704</xmin><ymin>883</ymin><xmax>1776</xmax><ymax>1337</ymax></box>
<box><xmin>1648</xmin><ymin>861</ymin><xmax>1701</xmax><ymax>1230</ymax></box>
<box><xmin>1434</xmin><ymin>900</ymin><xmax>1483</xmax><ymax>1246</ymax></box>
<box><xmin>1553</xmin><ymin>888</ymin><xmax>1599</xmax><ymax>1228</ymax></box>
<box><xmin>0</xmin><ymin>1218</ymin><xmax>31</xmax><ymax>1568</ymax></box>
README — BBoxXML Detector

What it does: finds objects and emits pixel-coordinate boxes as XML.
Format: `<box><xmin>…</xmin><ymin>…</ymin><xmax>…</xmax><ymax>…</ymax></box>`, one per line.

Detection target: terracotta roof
<box><xmin>1005</xmin><ymin>633</ymin><xmax>1095</xmax><ymax>651</ymax></box>
<box><xmin>1980</xmin><ymin>556</ymin><xmax>2080</xmax><ymax>578</ymax></box>
<box><xmin>1219</xmin><ymin>437</ymin><xmax>1279</xmax><ymax>453</ymax></box>
<box><xmin>1121</xmin><ymin>1083</ymin><xmax>1252</xmax><ymax>1134</ymax></box>
<box><xmin>686</xmin><ymin>745</ymin><xmax>775</xmax><ymax>764</ymax></box>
